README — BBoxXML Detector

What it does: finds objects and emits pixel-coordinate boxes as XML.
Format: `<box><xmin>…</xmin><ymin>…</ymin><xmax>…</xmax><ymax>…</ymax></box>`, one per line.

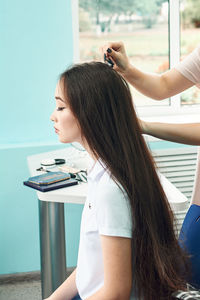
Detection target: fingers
<box><xmin>100</xmin><ymin>41</ymin><xmax>124</xmax><ymax>55</ymax></box>
<box><xmin>100</xmin><ymin>42</ymin><xmax>122</xmax><ymax>69</ymax></box>
<box><xmin>100</xmin><ymin>41</ymin><xmax>129</xmax><ymax>73</ymax></box>
<box><xmin>105</xmin><ymin>46</ymin><xmax>119</xmax><ymax>62</ymax></box>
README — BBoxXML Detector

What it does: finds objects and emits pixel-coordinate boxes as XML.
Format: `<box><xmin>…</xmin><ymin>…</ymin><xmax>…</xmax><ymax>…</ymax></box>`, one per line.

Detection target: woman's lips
<box><xmin>54</xmin><ymin>127</ymin><xmax>59</xmax><ymax>133</ymax></box>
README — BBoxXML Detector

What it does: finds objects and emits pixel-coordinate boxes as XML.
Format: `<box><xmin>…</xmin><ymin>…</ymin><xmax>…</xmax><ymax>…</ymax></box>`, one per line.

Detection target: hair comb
<box><xmin>104</xmin><ymin>53</ymin><xmax>114</xmax><ymax>68</ymax></box>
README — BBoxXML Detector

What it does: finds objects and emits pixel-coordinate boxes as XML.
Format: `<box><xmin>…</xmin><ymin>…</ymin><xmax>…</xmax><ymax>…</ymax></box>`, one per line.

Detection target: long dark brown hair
<box><xmin>60</xmin><ymin>62</ymin><xmax>188</xmax><ymax>299</ymax></box>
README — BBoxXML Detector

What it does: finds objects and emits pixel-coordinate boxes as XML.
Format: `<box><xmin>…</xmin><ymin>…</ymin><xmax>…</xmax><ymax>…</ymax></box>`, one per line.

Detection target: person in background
<box><xmin>101</xmin><ymin>41</ymin><xmax>200</xmax><ymax>288</ymax></box>
<box><xmin>45</xmin><ymin>62</ymin><xmax>188</xmax><ymax>300</ymax></box>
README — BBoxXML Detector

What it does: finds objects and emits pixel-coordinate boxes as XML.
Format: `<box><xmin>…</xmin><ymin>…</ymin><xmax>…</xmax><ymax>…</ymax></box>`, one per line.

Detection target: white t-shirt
<box><xmin>75</xmin><ymin>160</ymin><xmax>133</xmax><ymax>300</ymax></box>
<box><xmin>175</xmin><ymin>44</ymin><xmax>200</xmax><ymax>88</ymax></box>
<box><xmin>175</xmin><ymin>45</ymin><xmax>200</xmax><ymax>204</ymax></box>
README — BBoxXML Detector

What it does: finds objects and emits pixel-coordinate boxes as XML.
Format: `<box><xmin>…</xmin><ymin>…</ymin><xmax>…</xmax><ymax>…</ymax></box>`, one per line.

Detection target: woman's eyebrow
<box><xmin>55</xmin><ymin>96</ymin><xmax>65</xmax><ymax>102</ymax></box>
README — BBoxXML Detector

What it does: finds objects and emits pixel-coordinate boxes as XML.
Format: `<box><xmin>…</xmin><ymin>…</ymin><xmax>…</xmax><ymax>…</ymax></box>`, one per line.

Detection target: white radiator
<box><xmin>151</xmin><ymin>146</ymin><xmax>198</xmax><ymax>232</ymax></box>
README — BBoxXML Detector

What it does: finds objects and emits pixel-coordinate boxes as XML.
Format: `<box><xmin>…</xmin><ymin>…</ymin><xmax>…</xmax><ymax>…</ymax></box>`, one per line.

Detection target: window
<box><xmin>72</xmin><ymin>0</ymin><xmax>200</xmax><ymax>118</ymax></box>
<box><xmin>180</xmin><ymin>0</ymin><xmax>200</xmax><ymax>106</ymax></box>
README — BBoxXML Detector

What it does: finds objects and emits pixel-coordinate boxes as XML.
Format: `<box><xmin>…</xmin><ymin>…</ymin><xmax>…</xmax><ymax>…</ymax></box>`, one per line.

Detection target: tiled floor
<box><xmin>0</xmin><ymin>280</ymin><xmax>42</xmax><ymax>300</ymax></box>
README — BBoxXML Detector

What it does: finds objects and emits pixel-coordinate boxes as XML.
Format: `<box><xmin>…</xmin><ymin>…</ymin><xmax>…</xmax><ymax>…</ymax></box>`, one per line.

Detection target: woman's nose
<box><xmin>50</xmin><ymin>110</ymin><xmax>56</xmax><ymax>122</ymax></box>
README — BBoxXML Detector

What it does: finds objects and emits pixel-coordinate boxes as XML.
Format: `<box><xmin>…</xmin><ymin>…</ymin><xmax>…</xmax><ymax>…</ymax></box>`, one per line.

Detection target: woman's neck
<box><xmin>80</xmin><ymin>140</ymin><xmax>98</xmax><ymax>162</ymax></box>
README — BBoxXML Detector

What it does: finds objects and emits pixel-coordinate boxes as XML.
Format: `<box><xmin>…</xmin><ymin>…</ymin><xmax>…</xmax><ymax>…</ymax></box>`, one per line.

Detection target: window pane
<box><xmin>79</xmin><ymin>0</ymin><xmax>170</xmax><ymax>107</ymax></box>
<box><xmin>180</xmin><ymin>0</ymin><xmax>200</xmax><ymax>105</ymax></box>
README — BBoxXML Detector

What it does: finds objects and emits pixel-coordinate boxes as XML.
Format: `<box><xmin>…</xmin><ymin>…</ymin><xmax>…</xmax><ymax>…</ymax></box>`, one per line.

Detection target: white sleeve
<box><xmin>96</xmin><ymin>182</ymin><xmax>132</xmax><ymax>238</ymax></box>
<box><xmin>175</xmin><ymin>45</ymin><xmax>200</xmax><ymax>87</ymax></box>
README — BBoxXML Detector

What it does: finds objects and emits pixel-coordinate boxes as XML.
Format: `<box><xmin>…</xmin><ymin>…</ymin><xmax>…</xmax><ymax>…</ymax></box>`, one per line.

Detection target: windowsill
<box><xmin>142</xmin><ymin>113</ymin><xmax>200</xmax><ymax>123</ymax></box>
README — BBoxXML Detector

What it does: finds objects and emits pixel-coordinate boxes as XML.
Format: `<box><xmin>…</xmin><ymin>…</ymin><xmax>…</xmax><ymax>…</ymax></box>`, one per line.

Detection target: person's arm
<box><xmin>122</xmin><ymin>65</ymin><xmax>194</xmax><ymax>100</ymax></box>
<box><xmin>86</xmin><ymin>235</ymin><xmax>132</xmax><ymax>300</ymax></box>
<box><xmin>142</xmin><ymin>121</ymin><xmax>200</xmax><ymax>145</ymax></box>
<box><xmin>101</xmin><ymin>42</ymin><xmax>194</xmax><ymax>100</ymax></box>
<box><xmin>44</xmin><ymin>268</ymin><xmax>78</xmax><ymax>300</ymax></box>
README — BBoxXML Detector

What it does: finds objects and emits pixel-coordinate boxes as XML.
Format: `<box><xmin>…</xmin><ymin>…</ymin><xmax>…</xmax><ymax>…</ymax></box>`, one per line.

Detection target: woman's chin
<box><xmin>59</xmin><ymin>137</ymin><xmax>74</xmax><ymax>144</ymax></box>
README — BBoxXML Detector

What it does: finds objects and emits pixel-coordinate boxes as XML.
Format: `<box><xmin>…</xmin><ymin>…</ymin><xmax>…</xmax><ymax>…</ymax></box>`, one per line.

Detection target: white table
<box><xmin>27</xmin><ymin>146</ymin><xmax>188</xmax><ymax>299</ymax></box>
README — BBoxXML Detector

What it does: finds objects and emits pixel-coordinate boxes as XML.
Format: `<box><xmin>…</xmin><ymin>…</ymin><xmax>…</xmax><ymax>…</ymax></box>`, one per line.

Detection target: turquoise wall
<box><xmin>0</xmin><ymin>144</ymin><xmax>83</xmax><ymax>274</ymax></box>
<box><xmin>0</xmin><ymin>0</ymin><xmax>84</xmax><ymax>275</ymax></box>
<box><xmin>0</xmin><ymin>0</ymin><xmax>73</xmax><ymax>145</ymax></box>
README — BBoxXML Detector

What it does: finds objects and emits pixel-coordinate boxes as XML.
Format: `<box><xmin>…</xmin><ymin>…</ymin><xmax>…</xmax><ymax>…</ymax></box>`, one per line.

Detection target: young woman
<box><xmin>47</xmin><ymin>62</ymin><xmax>188</xmax><ymax>300</ymax></box>
<box><xmin>101</xmin><ymin>41</ymin><xmax>200</xmax><ymax>288</ymax></box>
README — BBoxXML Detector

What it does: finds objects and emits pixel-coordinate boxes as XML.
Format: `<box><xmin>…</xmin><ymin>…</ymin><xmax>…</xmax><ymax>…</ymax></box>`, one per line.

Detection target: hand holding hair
<box><xmin>100</xmin><ymin>41</ymin><xmax>131</xmax><ymax>74</ymax></box>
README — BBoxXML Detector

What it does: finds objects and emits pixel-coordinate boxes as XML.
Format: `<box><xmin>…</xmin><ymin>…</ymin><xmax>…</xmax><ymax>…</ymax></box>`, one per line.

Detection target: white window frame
<box><xmin>71</xmin><ymin>0</ymin><xmax>200</xmax><ymax>120</ymax></box>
